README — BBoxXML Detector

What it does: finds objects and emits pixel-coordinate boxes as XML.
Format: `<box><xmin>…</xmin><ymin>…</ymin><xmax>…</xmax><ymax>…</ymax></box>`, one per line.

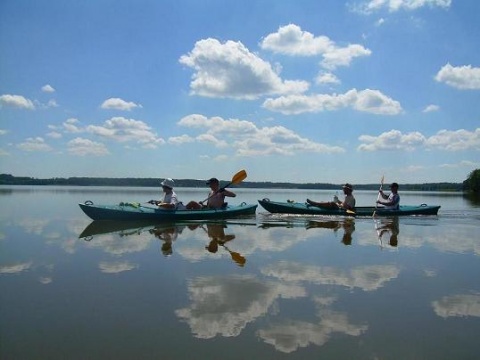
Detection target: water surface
<box><xmin>1</xmin><ymin>186</ymin><xmax>479</xmax><ymax>359</ymax></box>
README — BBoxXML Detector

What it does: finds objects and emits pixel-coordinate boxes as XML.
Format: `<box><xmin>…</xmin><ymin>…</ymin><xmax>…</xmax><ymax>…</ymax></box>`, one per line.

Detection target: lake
<box><xmin>1</xmin><ymin>185</ymin><xmax>479</xmax><ymax>360</ymax></box>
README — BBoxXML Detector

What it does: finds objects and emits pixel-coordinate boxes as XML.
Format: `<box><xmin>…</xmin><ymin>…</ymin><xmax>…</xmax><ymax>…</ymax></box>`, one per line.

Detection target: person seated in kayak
<box><xmin>186</xmin><ymin>177</ymin><xmax>236</xmax><ymax>209</ymax></box>
<box><xmin>306</xmin><ymin>183</ymin><xmax>356</xmax><ymax>211</ymax></box>
<box><xmin>148</xmin><ymin>178</ymin><xmax>185</xmax><ymax>209</ymax></box>
<box><xmin>376</xmin><ymin>182</ymin><xmax>400</xmax><ymax>210</ymax></box>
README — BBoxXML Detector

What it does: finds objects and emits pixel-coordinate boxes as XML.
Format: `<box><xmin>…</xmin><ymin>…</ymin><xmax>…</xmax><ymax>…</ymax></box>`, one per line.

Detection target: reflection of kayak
<box><xmin>79</xmin><ymin>201</ymin><xmax>257</xmax><ymax>221</ymax></box>
<box><xmin>79</xmin><ymin>220</ymin><xmax>161</xmax><ymax>238</ymax></box>
<box><xmin>258</xmin><ymin>199</ymin><xmax>440</xmax><ymax>216</ymax></box>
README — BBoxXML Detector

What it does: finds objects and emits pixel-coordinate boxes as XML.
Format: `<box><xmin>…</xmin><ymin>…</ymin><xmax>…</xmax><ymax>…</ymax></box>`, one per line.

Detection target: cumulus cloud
<box><xmin>0</xmin><ymin>94</ymin><xmax>35</xmax><ymax>110</ymax></box>
<box><xmin>260</xmin><ymin>24</ymin><xmax>371</xmax><ymax>70</ymax></box>
<box><xmin>86</xmin><ymin>117</ymin><xmax>165</xmax><ymax>148</ymax></box>
<box><xmin>351</xmin><ymin>0</ymin><xmax>452</xmax><ymax>14</ymax></box>
<box><xmin>178</xmin><ymin>114</ymin><xmax>344</xmax><ymax>156</ymax></box>
<box><xmin>435</xmin><ymin>64</ymin><xmax>480</xmax><ymax>90</ymax></box>
<box><xmin>358</xmin><ymin>128</ymin><xmax>480</xmax><ymax>151</ymax></box>
<box><xmin>100</xmin><ymin>97</ymin><xmax>143</xmax><ymax>111</ymax></box>
<box><xmin>358</xmin><ymin>130</ymin><xmax>427</xmax><ymax>151</ymax></box>
<box><xmin>315</xmin><ymin>72</ymin><xmax>340</xmax><ymax>85</ymax></box>
<box><xmin>179</xmin><ymin>38</ymin><xmax>309</xmax><ymax>99</ymax></box>
<box><xmin>67</xmin><ymin>137</ymin><xmax>109</xmax><ymax>156</ymax></box>
<box><xmin>263</xmin><ymin>88</ymin><xmax>402</xmax><ymax>115</ymax></box>
<box><xmin>426</xmin><ymin>128</ymin><xmax>480</xmax><ymax>151</ymax></box>
<box><xmin>17</xmin><ymin>137</ymin><xmax>53</xmax><ymax>152</ymax></box>
<box><xmin>63</xmin><ymin>118</ymin><xmax>83</xmax><ymax>133</ymax></box>
<box><xmin>422</xmin><ymin>104</ymin><xmax>439</xmax><ymax>113</ymax></box>
<box><xmin>41</xmin><ymin>84</ymin><xmax>55</xmax><ymax>93</ymax></box>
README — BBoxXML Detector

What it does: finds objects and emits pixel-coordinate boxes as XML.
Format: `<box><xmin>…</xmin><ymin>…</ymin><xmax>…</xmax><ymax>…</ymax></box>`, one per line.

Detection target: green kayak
<box><xmin>79</xmin><ymin>200</ymin><xmax>257</xmax><ymax>221</ymax></box>
<box><xmin>258</xmin><ymin>198</ymin><xmax>440</xmax><ymax>217</ymax></box>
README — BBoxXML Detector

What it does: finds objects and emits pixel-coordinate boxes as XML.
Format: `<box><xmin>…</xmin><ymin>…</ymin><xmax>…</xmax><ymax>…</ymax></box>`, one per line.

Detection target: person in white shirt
<box><xmin>148</xmin><ymin>178</ymin><xmax>185</xmax><ymax>209</ymax></box>
<box><xmin>377</xmin><ymin>182</ymin><xmax>400</xmax><ymax>210</ymax></box>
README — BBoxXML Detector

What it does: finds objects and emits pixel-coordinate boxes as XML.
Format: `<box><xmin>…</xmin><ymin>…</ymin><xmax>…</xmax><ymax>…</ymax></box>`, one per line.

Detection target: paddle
<box><xmin>373</xmin><ymin>175</ymin><xmax>384</xmax><ymax>217</ymax></box>
<box><xmin>200</xmin><ymin>169</ymin><xmax>247</xmax><ymax>204</ymax></box>
<box><xmin>221</xmin><ymin>244</ymin><xmax>246</xmax><ymax>267</ymax></box>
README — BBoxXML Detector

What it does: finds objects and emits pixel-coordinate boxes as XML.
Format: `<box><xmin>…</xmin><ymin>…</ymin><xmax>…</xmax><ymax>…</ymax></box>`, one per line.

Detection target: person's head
<box><xmin>342</xmin><ymin>183</ymin><xmax>353</xmax><ymax>194</ymax></box>
<box><xmin>206</xmin><ymin>177</ymin><xmax>219</xmax><ymax>189</ymax></box>
<box><xmin>161</xmin><ymin>178</ymin><xmax>175</xmax><ymax>192</ymax></box>
<box><xmin>390</xmin><ymin>182</ymin><xmax>399</xmax><ymax>192</ymax></box>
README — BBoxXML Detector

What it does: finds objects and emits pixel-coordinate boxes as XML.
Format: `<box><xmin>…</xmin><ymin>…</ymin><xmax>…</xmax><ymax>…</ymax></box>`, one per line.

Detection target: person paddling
<box><xmin>376</xmin><ymin>182</ymin><xmax>400</xmax><ymax>210</ymax></box>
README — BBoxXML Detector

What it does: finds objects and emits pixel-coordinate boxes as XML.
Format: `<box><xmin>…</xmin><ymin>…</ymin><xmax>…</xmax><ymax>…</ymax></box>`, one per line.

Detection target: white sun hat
<box><xmin>160</xmin><ymin>178</ymin><xmax>175</xmax><ymax>189</ymax></box>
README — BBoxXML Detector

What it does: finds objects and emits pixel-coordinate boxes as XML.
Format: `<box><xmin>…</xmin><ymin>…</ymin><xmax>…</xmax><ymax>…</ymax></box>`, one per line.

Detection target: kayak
<box><xmin>79</xmin><ymin>200</ymin><xmax>257</xmax><ymax>221</ymax></box>
<box><xmin>258</xmin><ymin>198</ymin><xmax>441</xmax><ymax>217</ymax></box>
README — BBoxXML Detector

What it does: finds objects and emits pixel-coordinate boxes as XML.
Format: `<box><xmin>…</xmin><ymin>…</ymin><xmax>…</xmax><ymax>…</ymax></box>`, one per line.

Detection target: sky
<box><xmin>1</xmin><ymin>0</ymin><xmax>479</xmax><ymax>184</ymax></box>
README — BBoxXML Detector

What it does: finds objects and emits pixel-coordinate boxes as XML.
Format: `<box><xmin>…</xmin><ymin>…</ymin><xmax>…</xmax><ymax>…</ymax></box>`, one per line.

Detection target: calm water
<box><xmin>1</xmin><ymin>186</ymin><xmax>479</xmax><ymax>360</ymax></box>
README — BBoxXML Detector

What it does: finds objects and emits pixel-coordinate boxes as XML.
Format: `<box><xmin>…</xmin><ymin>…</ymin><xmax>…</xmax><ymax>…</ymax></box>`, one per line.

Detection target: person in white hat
<box><xmin>148</xmin><ymin>178</ymin><xmax>184</xmax><ymax>209</ymax></box>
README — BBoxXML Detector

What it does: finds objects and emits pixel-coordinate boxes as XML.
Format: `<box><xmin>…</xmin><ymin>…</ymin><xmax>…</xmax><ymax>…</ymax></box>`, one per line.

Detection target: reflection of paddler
<box><xmin>341</xmin><ymin>218</ymin><xmax>355</xmax><ymax>246</ymax></box>
<box><xmin>150</xmin><ymin>225</ymin><xmax>184</xmax><ymax>256</ymax></box>
<box><xmin>307</xmin><ymin>219</ymin><xmax>355</xmax><ymax>245</ymax></box>
<box><xmin>376</xmin><ymin>217</ymin><xmax>399</xmax><ymax>248</ymax></box>
<box><xmin>204</xmin><ymin>224</ymin><xmax>246</xmax><ymax>267</ymax></box>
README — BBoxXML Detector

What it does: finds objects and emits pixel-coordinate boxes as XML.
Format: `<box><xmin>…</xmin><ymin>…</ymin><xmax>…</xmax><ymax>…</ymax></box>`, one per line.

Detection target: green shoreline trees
<box><xmin>463</xmin><ymin>169</ymin><xmax>480</xmax><ymax>194</ymax></box>
<box><xmin>0</xmin><ymin>173</ymin><xmax>468</xmax><ymax>192</ymax></box>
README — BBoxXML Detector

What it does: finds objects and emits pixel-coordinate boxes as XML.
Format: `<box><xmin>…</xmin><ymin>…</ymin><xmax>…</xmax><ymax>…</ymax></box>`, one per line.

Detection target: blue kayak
<box><xmin>258</xmin><ymin>198</ymin><xmax>440</xmax><ymax>216</ymax></box>
<box><xmin>79</xmin><ymin>201</ymin><xmax>257</xmax><ymax>221</ymax></box>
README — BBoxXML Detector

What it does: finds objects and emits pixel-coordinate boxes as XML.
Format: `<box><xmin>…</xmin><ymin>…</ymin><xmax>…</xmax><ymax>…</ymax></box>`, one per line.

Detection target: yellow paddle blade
<box><xmin>230</xmin><ymin>251</ymin><xmax>246</xmax><ymax>266</ymax></box>
<box><xmin>231</xmin><ymin>169</ymin><xmax>247</xmax><ymax>185</ymax></box>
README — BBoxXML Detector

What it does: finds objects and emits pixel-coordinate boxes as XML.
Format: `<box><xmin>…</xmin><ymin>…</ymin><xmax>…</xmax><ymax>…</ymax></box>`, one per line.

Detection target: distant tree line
<box><xmin>0</xmin><ymin>173</ymin><xmax>466</xmax><ymax>192</ymax></box>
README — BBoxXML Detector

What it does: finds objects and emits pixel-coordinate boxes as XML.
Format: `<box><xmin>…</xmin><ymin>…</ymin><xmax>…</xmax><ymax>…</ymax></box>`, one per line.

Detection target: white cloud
<box><xmin>422</xmin><ymin>104</ymin><xmax>439</xmax><ymax>112</ymax></box>
<box><xmin>168</xmin><ymin>134</ymin><xmax>195</xmax><ymax>145</ymax></box>
<box><xmin>358</xmin><ymin>128</ymin><xmax>480</xmax><ymax>151</ymax></box>
<box><xmin>435</xmin><ymin>64</ymin><xmax>480</xmax><ymax>90</ymax></box>
<box><xmin>178</xmin><ymin>114</ymin><xmax>345</xmax><ymax>156</ymax></box>
<box><xmin>260</xmin><ymin>24</ymin><xmax>371</xmax><ymax>70</ymax></box>
<box><xmin>179</xmin><ymin>38</ymin><xmax>309</xmax><ymax>99</ymax></box>
<box><xmin>315</xmin><ymin>72</ymin><xmax>340</xmax><ymax>85</ymax></box>
<box><xmin>358</xmin><ymin>129</ymin><xmax>426</xmax><ymax>151</ymax></box>
<box><xmin>63</xmin><ymin>118</ymin><xmax>83</xmax><ymax>133</ymax></box>
<box><xmin>440</xmin><ymin>160</ymin><xmax>480</xmax><ymax>169</ymax></box>
<box><xmin>67</xmin><ymin>137</ymin><xmax>109</xmax><ymax>156</ymax></box>
<box><xmin>0</xmin><ymin>94</ymin><xmax>35</xmax><ymax>110</ymax></box>
<box><xmin>426</xmin><ymin>128</ymin><xmax>480</xmax><ymax>151</ymax></box>
<box><xmin>100</xmin><ymin>97</ymin><xmax>143</xmax><ymax>111</ymax></box>
<box><xmin>46</xmin><ymin>131</ymin><xmax>62</xmax><ymax>139</ymax></box>
<box><xmin>17</xmin><ymin>137</ymin><xmax>53</xmax><ymax>152</ymax></box>
<box><xmin>351</xmin><ymin>0</ymin><xmax>451</xmax><ymax>14</ymax></box>
<box><xmin>86</xmin><ymin>117</ymin><xmax>165</xmax><ymax>147</ymax></box>
<box><xmin>263</xmin><ymin>88</ymin><xmax>402</xmax><ymax>115</ymax></box>
<box><xmin>41</xmin><ymin>84</ymin><xmax>55</xmax><ymax>93</ymax></box>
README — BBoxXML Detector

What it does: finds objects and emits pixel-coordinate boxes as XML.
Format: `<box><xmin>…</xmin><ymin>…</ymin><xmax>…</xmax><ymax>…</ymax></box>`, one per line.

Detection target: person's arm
<box><xmin>220</xmin><ymin>188</ymin><xmax>236</xmax><ymax>198</ymax></box>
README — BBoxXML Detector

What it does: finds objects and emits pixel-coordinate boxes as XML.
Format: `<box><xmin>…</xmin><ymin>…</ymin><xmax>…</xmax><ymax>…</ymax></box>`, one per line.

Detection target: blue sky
<box><xmin>1</xmin><ymin>0</ymin><xmax>479</xmax><ymax>184</ymax></box>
